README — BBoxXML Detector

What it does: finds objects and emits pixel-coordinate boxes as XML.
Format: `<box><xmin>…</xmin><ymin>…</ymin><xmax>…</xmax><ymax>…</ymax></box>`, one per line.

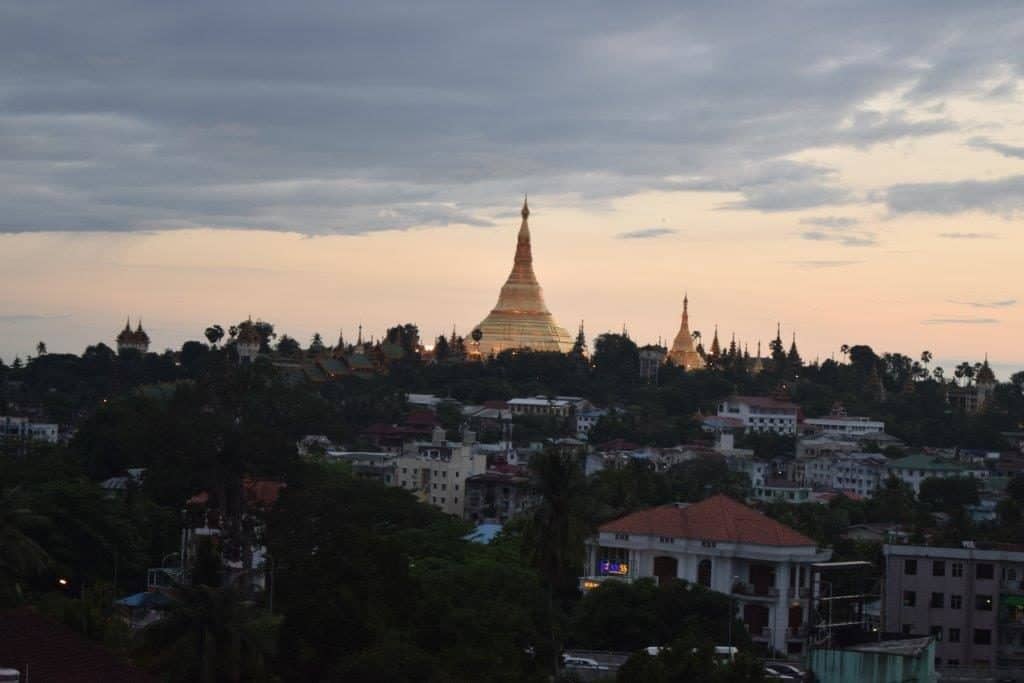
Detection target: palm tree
<box><xmin>0</xmin><ymin>489</ymin><xmax>51</xmax><ymax>606</ymax></box>
<box><xmin>136</xmin><ymin>584</ymin><xmax>276</xmax><ymax>682</ymax></box>
<box><xmin>521</xmin><ymin>447</ymin><xmax>588</xmax><ymax>675</ymax></box>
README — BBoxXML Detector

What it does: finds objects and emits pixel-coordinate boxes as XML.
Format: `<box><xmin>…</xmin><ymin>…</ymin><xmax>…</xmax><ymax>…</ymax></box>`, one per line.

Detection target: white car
<box><xmin>562</xmin><ymin>656</ymin><xmax>608</xmax><ymax>670</ymax></box>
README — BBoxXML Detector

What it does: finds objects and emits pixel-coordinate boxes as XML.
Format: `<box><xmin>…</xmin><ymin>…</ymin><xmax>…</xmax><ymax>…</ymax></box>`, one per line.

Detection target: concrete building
<box><xmin>395</xmin><ymin>429</ymin><xmax>487</xmax><ymax>517</ymax></box>
<box><xmin>885</xmin><ymin>454</ymin><xmax>988</xmax><ymax>495</ymax></box>
<box><xmin>638</xmin><ymin>344</ymin><xmax>667</xmax><ymax>381</ymax></box>
<box><xmin>717</xmin><ymin>396</ymin><xmax>800</xmax><ymax>435</ymax></box>
<box><xmin>508</xmin><ymin>397</ymin><xmax>573</xmax><ymax>418</ymax></box>
<box><xmin>804</xmin><ymin>415</ymin><xmax>885</xmax><ymax>438</ymax></box>
<box><xmin>575</xmin><ymin>408</ymin><xmax>607</xmax><ymax>440</ymax></box>
<box><xmin>800</xmin><ymin>452</ymin><xmax>888</xmax><ymax>498</ymax></box>
<box><xmin>807</xmin><ymin>636</ymin><xmax>935</xmax><ymax>683</ymax></box>
<box><xmin>883</xmin><ymin>543</ymin><xmax>1024</xmax><ymax>669</ymax></box>
<box><xmin>463</xmin><ymin>470</ymin><xmax>535</xmax><ymax>523</ymax></box>
<box><xmin>582</xmin><ymin>495</ymin><xmax>831</xmax><ymax>654</ymax></box>
<box><xmin>0</xmin><ymin>415</ymin><xmax>59</xmax><ymax>443</ymax></box>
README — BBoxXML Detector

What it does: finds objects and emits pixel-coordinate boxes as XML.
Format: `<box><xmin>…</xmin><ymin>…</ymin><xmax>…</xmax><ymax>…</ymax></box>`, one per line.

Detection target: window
<box><xmin>950</xmin><ymin>594</ymin><xmax>963</xmax><ymax>609</ymax></box>
<box><xmin>977</xmin><ymin>563</ymin><xmax>994</xmax><ymax>580</ymax></box>
<box><xmin>930</xmin><ymin>626</ymin><xmax>943</xmax><ymax>641</ymax></box>
<box><xmin>949</xmin><ymin>628</ymin><xmax>960</xmax><ymax>643</ymax></box>
<box><xmin>902</xmin><ymin>624</ymin><xmax>913</xmax><ymax>635</ymax></box>
<box><xmin>951</xmin><ymin>562</ymin><xmax>963</xmax><ymax>578</ymax></box>
<box><xmin>904</xmin><ymin>559</ymin><xmax>918</xmax><ymax>575</ymax></box>
<box><xmin>903</xmin><ymin>591</ymin><xmax>917</xmax><ymax>607</ymax></box>
<box><xmin>975</xmin><ymin>595</ymin><xmax>993</xmax><ymax>611</ymax></box>
<box><xmin>947</xmin><ymin>659</ymin><xmax>959</xmax><ymax>667</ymax></box>
<box><xmin>697</xmin><ymin>559</ymin><xmax>712</xmax><ymax>588</ymax></box>
<box><xmin>659</xmin><ymin>536</ymin><xmax>675</xmax><ymax>544</ymax></box>
<box><xmin>614</xmin><ymin>533</ymin><xmax>629</xmax><ymax>541</ymax></box>
<box><xmin>930</xmin><ymin>592</ymin><xmax>944</xmax><ymax>608</ymax></box>
<box><xmin>974</xmin><ymin>629</ymin><xmax>992</xmax><ymax>645</ymax></box>
<box><xmin>933</xmin><ymin>560</ymin><xmax>945</xmax><ymax>577</ymax></box>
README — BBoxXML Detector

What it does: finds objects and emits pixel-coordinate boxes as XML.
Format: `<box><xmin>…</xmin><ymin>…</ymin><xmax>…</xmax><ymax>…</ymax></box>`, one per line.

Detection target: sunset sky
<box><xmin>2</xmin><ymin>2</ymin><xmax>1022</xmax><ymax>376</ymax></box>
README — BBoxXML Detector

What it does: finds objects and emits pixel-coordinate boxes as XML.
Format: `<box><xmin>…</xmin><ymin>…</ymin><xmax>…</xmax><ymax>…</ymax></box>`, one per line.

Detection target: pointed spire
<box><xmin>357</xmin><ymin>324</ymin><xmax>363</xmax><ymax>345</ymax></box>
<box><xmin>521</xmin><ymin>194</ymin><xmax>529</xmax><ymax>219</ymax></box>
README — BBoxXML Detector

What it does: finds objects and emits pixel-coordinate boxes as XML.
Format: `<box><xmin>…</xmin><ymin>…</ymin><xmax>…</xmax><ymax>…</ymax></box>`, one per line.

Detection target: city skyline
<box><xmin>1</xmin><ymin>2</ymin><xmax>1021</xmax><ymax>372</ymax></box>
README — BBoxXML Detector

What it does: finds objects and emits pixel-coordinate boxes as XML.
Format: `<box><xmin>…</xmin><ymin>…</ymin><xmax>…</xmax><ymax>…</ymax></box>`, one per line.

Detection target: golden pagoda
<box><xmin>667</xmin><ymin>294</ymin><xmax>705</xmax><ymax>370</ymax></box>
<box><xmin>474</xmin><ymin>197</ymin><xmax>573</xmax><ymax>355</ymax></box>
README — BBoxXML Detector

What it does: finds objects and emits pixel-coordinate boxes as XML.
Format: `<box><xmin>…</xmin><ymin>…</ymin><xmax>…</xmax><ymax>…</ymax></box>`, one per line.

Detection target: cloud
<box><xmin>938</xmin><ymin>232</ymin><xmax>998</xmax><ymax>239</ymax></box>
<box><xmin>800</xmin><ymin>216</ymin><xmax>860</xmax><ymax>228</ymax></box>
<box><xmin>947</xmin><ymin>299</ymin><xmax>1016</xmax><ymax>309</ymax></box>
<box><xmin>1</xmin><ymin>3</ymin><xmax>1022</xmax><ymax>234</ymax></box>
<box><xmin>789</xmin><ymin>259</ymin><xmax>863</xmax><ymax>268</ymax></box>
<box><xmin>968</xmin><ymin>136</ymin><xmax>1024</xmax><ymax>159</ymax></box>
<box><xmin>886</xmin><ymin>176</ymin><xmax>1024</xmax><ymax>216</ymax></box>
<box><xmin>616</xmin><ymin>227</ymin><xmax>678</xmax><ymax>239</ymax></box>
<box><xmin>797</xmin><ymin>215</ymin><xmax>876</xmax><ymax>246</ymax></box>
<box><xmin>922</xmin><ymin>317</ymin><xmax>1000</xmax><ymax>325</ymax></box>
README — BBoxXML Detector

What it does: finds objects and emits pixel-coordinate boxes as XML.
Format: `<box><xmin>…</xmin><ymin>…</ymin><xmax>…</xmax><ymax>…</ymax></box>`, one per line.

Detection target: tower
<box><xmin>667</xmin><ymin>293</ymin><xmax>705</xmax><ymax>370</ymax></box>
<box><xmin>473</xmin><ymin>197</ymin><xmax>574</xmax><ymax>354</ymax></box>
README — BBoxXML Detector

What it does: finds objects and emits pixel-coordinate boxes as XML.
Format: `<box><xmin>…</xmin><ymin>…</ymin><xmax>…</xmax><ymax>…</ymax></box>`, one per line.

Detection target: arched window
<box><xmin>697</xmin><ymin>559</ymin><xmax>712</xmax><ymax>588</ymax></box>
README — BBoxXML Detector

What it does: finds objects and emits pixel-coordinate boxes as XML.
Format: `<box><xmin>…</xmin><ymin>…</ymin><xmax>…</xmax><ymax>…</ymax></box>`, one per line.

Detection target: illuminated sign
<box><xmin>582</xmin><ymin>580</ymin><xmax>601</xmax><ymax>591</ymax></box>
<box><xmin>599</xmin><ymin>560</ymin><xmax>629</xmax><ymax>576</ymax></box>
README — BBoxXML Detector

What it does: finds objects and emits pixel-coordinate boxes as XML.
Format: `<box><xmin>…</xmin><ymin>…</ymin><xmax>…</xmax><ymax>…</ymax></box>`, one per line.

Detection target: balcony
<box><xmin>732</xmin><ymin>580</ymin><xmax>779</xmax><ymax>600</ymax></box>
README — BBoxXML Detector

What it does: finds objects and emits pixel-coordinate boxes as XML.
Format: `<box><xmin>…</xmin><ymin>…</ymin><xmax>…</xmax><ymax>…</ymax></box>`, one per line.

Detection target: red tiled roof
<box><xmin>405</xmin><ymin>410</ymin><xmax>440</xmax><ymax>427</ymax></box>
<box><xmin>243</xmin><ymin>478</ymin><xmax>285</xmax><ymax>508</ymax></box>
<box><xmin>730</xmin><ymin>395</ymin><xmax>799</xmax><ymax>412</ymax></box>
<box><xmin>596</xmin><ymin>438</ymin><xmax>641</xmax><ymax>452</ymax></box>
<box><xmin>0</xmin><ymin>608</ymin><xmax>156</xmax><ymax>682</ymax></box>
<box><xmin>599</xmin><ymin>495</ymin><xmax>816</xmax><ymax>547</ymax></box>
<box><xmin>482</xmin><ymin>400</ymin><xmax>508</xmax><ymax>409</ymax></box>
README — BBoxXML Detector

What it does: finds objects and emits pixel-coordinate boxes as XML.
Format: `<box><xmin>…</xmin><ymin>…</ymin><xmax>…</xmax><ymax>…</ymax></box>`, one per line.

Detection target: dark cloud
<box><xmin>2</xmin><ymin>2</ymin><xmax>1023</xmax><ymax>234</ymax></box>
<box><xmin>947</xmin><ymin>299</ymin><xmax>1016</xmax><ymax>309</ymax></box>
<box><xmin>886</xmin><ymin>176</ymin><xmax>1024</xmax><ymax>216</ymax></box>
<box><xmin>922</xmin><ymin>317</ymin><xmax>1000</xmax><ymax>325</ymax></box>
<box><xmin>968</xmin><ymin>137</ymin><xmax>1024</xmax><ymax>159</ymax></box>
<box><xmin>797</xmin><ymin>215</ymin><xmax>876</xmax><ymax>246</ymax></box>
<box><xmin>938</xmin><ymin>232</ymin><xmax>998</xmax><ymax>239</ymax></box>
<box><xmin>616</xmin><ymin>227</ymin><xmax>678</xmax><ymax>239</ymax></box>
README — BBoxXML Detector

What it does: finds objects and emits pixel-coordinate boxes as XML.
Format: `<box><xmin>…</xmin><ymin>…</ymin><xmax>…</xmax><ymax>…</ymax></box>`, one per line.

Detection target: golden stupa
<box><xmin>474</xmin><ymin>198</ymin><xmax>573</xmax><ymax>355</ymax></box>
<box><xmin>667</xmin><ymin>294</ymin><xmax>705</xmax><ymax>370</ymax></box>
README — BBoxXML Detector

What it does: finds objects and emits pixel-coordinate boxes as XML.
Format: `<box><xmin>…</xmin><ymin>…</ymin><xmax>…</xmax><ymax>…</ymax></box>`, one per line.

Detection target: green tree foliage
<box><xmin>918</xmin><ymin>476</ymin><xmax>980</xmax><ymax>513</ymax></box>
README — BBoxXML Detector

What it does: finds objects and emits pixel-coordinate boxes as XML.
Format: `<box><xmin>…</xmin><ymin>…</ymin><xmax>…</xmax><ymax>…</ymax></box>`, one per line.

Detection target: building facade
<box><xmin>885</xmin><ymin>454</ymin><xmax>988</xmax><ymax>495</ymax></box>
<box><xmin>0</xmin><ymin>415</ymin><xmax>59</xmax><ymax>443</ymax></box>
<box><xmin>717</xmin><ymin>396</ymin><xmax>800</xmax><ymax>435</ymax></box>
<box><xmin>581</xmin><ymin>495</ymin><xmax>831</xmax><ymax>654</ymax></box>
<box><xmin>883</xmin><ymin>543</ymin><xmax>1024</xmax><ymax>669</ymax></box>
<box><xmin>395</xmin><ymin>431</ymin><xmax>487</xmax><ymax>517</ymax></box>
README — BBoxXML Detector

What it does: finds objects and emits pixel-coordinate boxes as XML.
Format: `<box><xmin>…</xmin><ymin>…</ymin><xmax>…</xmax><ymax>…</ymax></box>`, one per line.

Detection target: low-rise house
<box><xmin>0</xmin><ymin>415</ymin><xmax>59</xmax><ymax>443</ymax></box>
<box><xmin>582</xmin><ymin>495</ymin><xmax>831</xmax><ymax>654</ymax></box>
<box><xmin>323</xmin><ymin>450</ymin><xmax>397</xmax><ymax>484</ymax></box>
<box><xmin>753</xmin><ymin>478</ymin><xmax>812</xmax><ymax>503</ymax></box>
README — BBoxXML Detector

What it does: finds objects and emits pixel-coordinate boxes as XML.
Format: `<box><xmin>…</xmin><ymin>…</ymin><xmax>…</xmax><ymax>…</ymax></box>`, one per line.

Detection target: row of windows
<box><xmin>904</xmin><ymin>559</ymin><xmax>987</xmax><ymax>579</ymax></box>
<box><xmin>902</xmin><ymin>591</ymin><xmax>985</xmax><ymax>610</ymax></box>
<box><xmin>400</xmin><ymin>467</ymin><xmax>463</xmax><ymax>478</ymax></box>
<box><xmin>907</xmin><ymin>625</ymin><xmax>990</xmax><ymax>645</ymax></box>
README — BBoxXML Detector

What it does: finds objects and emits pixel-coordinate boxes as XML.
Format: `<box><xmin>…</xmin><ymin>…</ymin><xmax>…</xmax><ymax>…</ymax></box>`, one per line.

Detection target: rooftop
<box><xmin>599</xmin><ymin>494</ymin><xmax>817</xmax><ymax>547</ymax></box>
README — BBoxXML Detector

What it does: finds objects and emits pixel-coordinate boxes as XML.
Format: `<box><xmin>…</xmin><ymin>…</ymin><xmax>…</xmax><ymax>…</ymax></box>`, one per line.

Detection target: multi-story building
<box><xmin>575</xmin><ymin>408</ymin><xmax>607</xmax><ymax>440</ymax></box>
<box><xmin>886</xmin><ymin>454</ymin><xmax>988</xmax><ymax>495</ymax></box>
<box><xmin>0</xmin><ymin>416</ymin><xmax>59</xmax><ymax>443</ymax></box>
<box><xmin>883</xmin><ymin>544</ymin><xmax>1024</xmax><ymax>669</ymax></box>
<box><xmin>394</xmin><ymin>430</ymin><xmax>487</xmax><ymax>517</ymax></box>
<box><xmin>508</xmin><ymin>397</ymin><xmax>573</xmax><ymax>418</ymax></box>
<box><xmin>581</xmin><ymin>495</ymin><xmax>831</xmax><ymax>654</ymax></box>
<box><xmin>717</xmin><ymin>396</ymin><xmax>800</xmax><ymax>435</ymax></box>
<box><xmin>463</xmin><ymin>470</ymin><xmax>535</xmax><ymax>523</ymax></box>
<box><xmin>638</xmin><ymin>343</ymin><xmax>668</xmax><ymax>381</ymax></box>
<box><xmin>803</xmin><ymin>415</ymin><xmax>885</xmax><ymax>438</ymax></box>
<box><xmin>799</xmin><ymin>452</ymin><xmax>888</xmax><ymax>498</ymax></box>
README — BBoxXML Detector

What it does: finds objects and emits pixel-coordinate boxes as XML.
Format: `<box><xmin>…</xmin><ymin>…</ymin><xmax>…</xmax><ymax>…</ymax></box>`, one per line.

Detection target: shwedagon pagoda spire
<box><xmin>473</xmin><ymin>197</ymin><xmax>573</xmax><ymax>355</ymax></box>
<box><xmin>668</xmin><ymin>293</ymin><xmax>705</xmax><ymax>370</ymax></box>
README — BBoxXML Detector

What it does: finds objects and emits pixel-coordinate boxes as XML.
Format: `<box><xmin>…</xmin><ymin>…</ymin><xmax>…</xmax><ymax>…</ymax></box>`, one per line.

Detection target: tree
<box><xmin>434</xmin><ymin>335</ymin><xmax>451</xmax><ymax>361</ymax></box>
<box><xmin>309</xmin><ymin>333</ymin><xmax>325</xmax><ymax>354</ymax></box>
<box><xmin>0</xmin><ymin>489</ymin><xmax>52</xmax><ymax>606</ymax></box>
<box><xmin>204</xmin><ymin>325</ymin><xmax>225</xmax><ymax>348</ymax></box>
<box><xmin>136</xmin><ymin>584</ymin><xmax>277</xmax><ymax>682</ymax></box>
<box><xmin>276</xmin><ymin>335</ymin><xmax>301</xmax><ymax>356</ymax></box>
<box><xmin>919</xmin><ymin>477</ymin><xmax>979</xmax><ymax>513</ymax></box>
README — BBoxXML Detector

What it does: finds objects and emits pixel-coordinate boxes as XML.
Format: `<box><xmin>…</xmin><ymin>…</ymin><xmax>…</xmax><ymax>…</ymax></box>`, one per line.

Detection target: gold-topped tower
<box><xmin>474</xmin><ymin>197</ymin><xmax>573</xmax><ymax>355</ymax></box>
<box><xmin>667</xmin><ymin>294</ymin><xmax>705</xmax><ymax>370</ymax></box>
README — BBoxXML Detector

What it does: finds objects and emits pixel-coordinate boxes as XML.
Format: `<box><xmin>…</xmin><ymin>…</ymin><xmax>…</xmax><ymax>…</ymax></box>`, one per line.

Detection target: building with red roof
<box><xmin>582</xmin><ymin>495</ymin><xmax>831</xmax><ymax>655</ymax></box>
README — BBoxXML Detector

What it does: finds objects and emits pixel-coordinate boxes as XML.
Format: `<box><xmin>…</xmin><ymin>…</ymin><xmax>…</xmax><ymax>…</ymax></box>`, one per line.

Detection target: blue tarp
<box><xmin>116</xmin><ymin>591</ymin><xmax>173</xmax><ymax>609</ymax></box>
<box><xmin>463</xmin><ymin>523</ymin><xmax>503</xmax><ymax>544</ymax></box>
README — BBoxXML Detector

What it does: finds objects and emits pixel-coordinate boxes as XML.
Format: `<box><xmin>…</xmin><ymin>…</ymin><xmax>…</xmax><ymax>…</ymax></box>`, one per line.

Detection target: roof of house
<box><xmin>727</xmin><ymin>395</ymin><xmax>799</xmax><ymax>412</ymax></box>
<box><xmin>599</xmin><ymin>494</ymin><xmax>817</xmax><ymax>547</ymax></box>
<box><xmin>886</xmin><ymin>453</ymin><xmax>966</xmax><ymax>471</ymax></box>
<box><xmin>0</xmin><ymin>608</ymin><xmax>156</xmax><ymax>682</ymax></box>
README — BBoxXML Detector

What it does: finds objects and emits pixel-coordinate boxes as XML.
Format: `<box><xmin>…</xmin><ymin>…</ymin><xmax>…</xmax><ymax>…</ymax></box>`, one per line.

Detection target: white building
<box><xmin>885</xmin><ymin>454</ymin><xmax>989</xmax><ymax>495</ymax></box>
<box><xmin>394</xmin><ymin>428</ymin><xmax>487</xmax><ymax>516</ymax></box>
<box><xmin>717</xmin><ymin>396</ymin><xmax>799</xmax><ymax>435</ymax></box>
<box><xmin>582</xmin><ymin>495</ymin><xmax>831</xmax><ymax>655</ymax></box>
<box><xmin>803</xmin><ymin>415</ymin><xmax>885</xmax><ymax>438</ymax></box>
<box><xmin>508</xmin><ymin>397</ymin><xmax>573</xmax><ymax>418</ymax></box>
<box><xmin>799</xmin><ymin>452</ymin><xmax>889</xmax><ymax>498</ymax></box>
<box><xmin>576</xmin><ymin>408</ymin><xmax>607</xmax><ymax>440</ymax></box>
<box><xmin>0</xmin><ymin>416</ymin><xmax>59</xmax><ymax>443</ymax></box>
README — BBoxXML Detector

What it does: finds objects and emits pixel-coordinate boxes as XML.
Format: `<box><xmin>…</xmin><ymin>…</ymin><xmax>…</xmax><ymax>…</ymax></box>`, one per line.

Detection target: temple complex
<box><xmin>473</xmin><ymin>198</ymin><xmax>573</xmax><ymax>355</ymax></box>
<box><xmin>667</xmin><ymin>294</ymin><xmax>705</xmax><ymax>370</ymax></box>
<box><xmin>116</xmin><ymin>318</ymin><xmax>150</xmax><ymax>353</ymax></box>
